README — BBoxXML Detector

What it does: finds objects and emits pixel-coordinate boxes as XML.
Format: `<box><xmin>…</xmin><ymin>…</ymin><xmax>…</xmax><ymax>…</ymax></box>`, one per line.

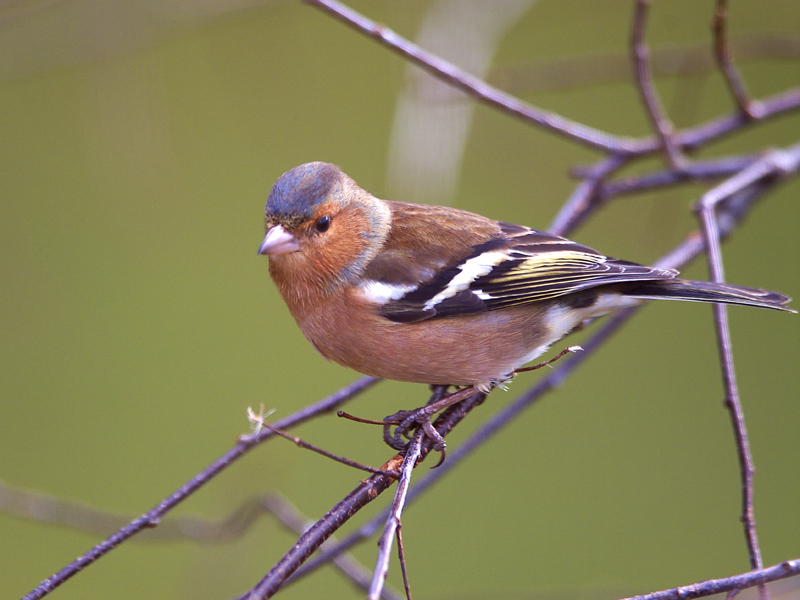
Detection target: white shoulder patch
<box><xmin>358</xmin><ymin>280</ymin><xmax>418</xmax><ymax>305</ymax></box>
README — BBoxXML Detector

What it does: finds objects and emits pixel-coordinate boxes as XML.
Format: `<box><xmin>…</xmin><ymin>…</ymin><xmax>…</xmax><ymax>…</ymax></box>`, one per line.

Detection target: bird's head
<box><xmin>258</xmin><ymin>162</ymin><xmax>391</xmax><ymax>292</ymax></box>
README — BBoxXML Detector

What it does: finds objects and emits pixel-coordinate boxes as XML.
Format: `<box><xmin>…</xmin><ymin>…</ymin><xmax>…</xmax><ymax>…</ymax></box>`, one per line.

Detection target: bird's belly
<box><xmin>296</xmin><ymin>300</ymin><xmax>569</xmax><ymax>389</ymax></box>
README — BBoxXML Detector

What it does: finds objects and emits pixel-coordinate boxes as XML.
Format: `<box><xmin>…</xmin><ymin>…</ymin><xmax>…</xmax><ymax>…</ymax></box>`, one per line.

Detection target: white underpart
<box><xmin>359</xmin><ymin>280</ymin><xmax>418</xmax><ymax>305</ymax></box>
<box><xmin>517</xmin><ymin>293</ymin><xmax>646</xmax><ymax>367</ymax></box>
<box><xmin>423</xmin><ymin>250</ymin><xmax>508</xmax><ymax>310</ymax></box>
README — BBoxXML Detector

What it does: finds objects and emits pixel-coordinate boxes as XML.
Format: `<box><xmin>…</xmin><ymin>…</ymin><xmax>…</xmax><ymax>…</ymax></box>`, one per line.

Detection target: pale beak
<box><xmin>258</xmin><ymin>224</ymin><xmax>300</xmax><ymax>255</ymax></box>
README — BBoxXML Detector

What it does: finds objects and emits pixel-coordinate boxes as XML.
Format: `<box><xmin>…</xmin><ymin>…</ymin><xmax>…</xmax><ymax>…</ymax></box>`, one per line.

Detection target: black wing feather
<box><xmin>379</xmin><ymin>224</ymin><xmax>677</xmax><ymax>322</ymax></box>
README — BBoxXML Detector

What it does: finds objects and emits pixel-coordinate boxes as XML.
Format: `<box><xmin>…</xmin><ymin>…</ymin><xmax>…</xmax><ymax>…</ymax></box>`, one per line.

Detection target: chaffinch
<box><xmin>258</xmin><ymin>162</ymin><xmax>794</xmax><ymax>393</ymax></box>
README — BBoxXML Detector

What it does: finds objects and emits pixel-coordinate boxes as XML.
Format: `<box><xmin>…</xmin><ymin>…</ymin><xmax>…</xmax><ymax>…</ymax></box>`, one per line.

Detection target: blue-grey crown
<box><xmin>265</xmin><ymin>162</ymin><xmax>342</xmax><ymax>223</ymax></box>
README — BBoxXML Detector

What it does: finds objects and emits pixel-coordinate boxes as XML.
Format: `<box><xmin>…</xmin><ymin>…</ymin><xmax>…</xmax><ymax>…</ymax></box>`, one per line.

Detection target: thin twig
<box><xmin>368</xmin><ymin>430</ymin><xmax>423</xmax><ymax>600</ymax></box>
<box><xmin>618</xmin><ymin>559</ymin><xmax>800</xmax><ymax>600</ymax></box>
<box><xmin>248</xmin><ymin>407</ymin><xmax>395</xmax><ymax>476</ymax></box>
<box><xmin>677</xmin><ymin>86</ymin><xmax>800</xmax><ymax>151</ymax></box>
<box><xmin>598</xmin><ymin>154</ymin><xmax>758</xmax><ymax>200</ymax></box>
<box><xmin>697</xmin><ymin>201</ymin><xmax>762</xmax><ymax>599</ymax></box>
<box><xmin>631</xmin><ymin>0</ymin><xmax>686</xmax><ymax>170</ymax></box>
<box><xmin>396</xmin><ymin>524</ymin><xmax>412</xmax><ymax>600</ymax></box>
<box><xmin>713</xmin><ymin>0</ymin><xmax>763</xmax><ymax>119</ymax></box>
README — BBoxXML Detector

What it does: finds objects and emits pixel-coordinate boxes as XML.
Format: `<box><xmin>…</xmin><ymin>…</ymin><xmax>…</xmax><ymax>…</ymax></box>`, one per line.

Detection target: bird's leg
<box><xmin>383</xmin><ymin>346</ymin><xmax>581</xmax><ymax>453</ymax></box>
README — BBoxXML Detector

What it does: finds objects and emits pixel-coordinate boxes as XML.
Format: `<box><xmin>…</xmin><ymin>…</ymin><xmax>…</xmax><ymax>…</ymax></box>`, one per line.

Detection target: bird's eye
<box><xmin>314</xmin><ymin>216</ymin><xmax>331</xmax><ymax>233</ymax></box>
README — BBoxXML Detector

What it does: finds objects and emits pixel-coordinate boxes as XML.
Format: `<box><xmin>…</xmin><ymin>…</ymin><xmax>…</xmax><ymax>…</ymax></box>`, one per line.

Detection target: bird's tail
<box><xmin>623</xmin><ymin>279</ymin><xmax>795</xmax><ymax>313</ymax></box>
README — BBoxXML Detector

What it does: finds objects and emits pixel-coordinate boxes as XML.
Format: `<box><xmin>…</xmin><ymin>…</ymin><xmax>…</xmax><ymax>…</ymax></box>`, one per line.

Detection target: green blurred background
<box><xmin>1</xmin><ymin>0</ymin><xmax>798</xmax><ymax>598</ymax></box>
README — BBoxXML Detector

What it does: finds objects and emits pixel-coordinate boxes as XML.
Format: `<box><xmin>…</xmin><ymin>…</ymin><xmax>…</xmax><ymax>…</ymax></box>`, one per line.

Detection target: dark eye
<box><xmin>314</xmin><ymin>216</ymin><xmax>331</xmax><ymax>233</ymax></box>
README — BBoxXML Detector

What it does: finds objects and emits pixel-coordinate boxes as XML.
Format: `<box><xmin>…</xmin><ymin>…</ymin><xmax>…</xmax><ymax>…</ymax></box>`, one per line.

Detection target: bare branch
<box><xmin>368</xmin><ymin>431</ymin><xmax>423</xmax><ymax>600</ymax></box>
<box><xmin>248</xmin><ymin>407</ymin><xmax>395</xmax><ymax>476</ymax></box>
<box><xmin>619</xmin><ymin>559</ymin><xmax>800</xmax><ymax>600</ymax></box>
<box><xmin>242</xmin><ymin>392</ymin><xmax>486</xmax><ymax>599</ymax></box>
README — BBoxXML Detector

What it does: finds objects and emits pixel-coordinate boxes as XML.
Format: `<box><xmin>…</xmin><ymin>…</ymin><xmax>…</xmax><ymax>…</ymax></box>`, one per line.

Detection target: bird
<box><xmin>258</xmin><ymin>162</ymin><xmax>794</xmax><ymax>393</ymax></box>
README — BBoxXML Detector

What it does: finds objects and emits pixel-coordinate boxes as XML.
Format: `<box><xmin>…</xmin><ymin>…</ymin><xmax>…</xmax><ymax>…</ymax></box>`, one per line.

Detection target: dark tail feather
<box><xmin>623</xmin><ymin>279</ymin><xmax>795</xmax><ymax>313</ymax></box>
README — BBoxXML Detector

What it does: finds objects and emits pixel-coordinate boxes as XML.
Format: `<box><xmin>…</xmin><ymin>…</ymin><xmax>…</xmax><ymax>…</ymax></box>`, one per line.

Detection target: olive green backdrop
<box><xmin>1</xmin><ymin>1</ymin><xmax>798</xmax><ymax>599</ymax></box>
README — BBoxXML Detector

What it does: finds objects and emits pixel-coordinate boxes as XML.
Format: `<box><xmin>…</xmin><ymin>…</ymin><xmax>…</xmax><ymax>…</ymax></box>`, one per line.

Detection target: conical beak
<box><xmin>258</xmin><ymin>224</ymin><xmax>300</xmax><ymax>255</ymax></box>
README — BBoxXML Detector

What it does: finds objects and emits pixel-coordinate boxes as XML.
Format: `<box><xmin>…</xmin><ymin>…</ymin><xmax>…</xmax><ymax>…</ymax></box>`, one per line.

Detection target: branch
<box><xmin>619</xmin><ymin>559</ymin><xmax>800</xmax><ymax>600</ymax></box>
<box><xmin>242</xmin><ymin>392</ymin><xmax>486</xmax><ymax>599</ymax></box>
<box><xmin>368</xmin><ymin>430</ymin><xmax>423</xmax><ymax>599</ymax></box>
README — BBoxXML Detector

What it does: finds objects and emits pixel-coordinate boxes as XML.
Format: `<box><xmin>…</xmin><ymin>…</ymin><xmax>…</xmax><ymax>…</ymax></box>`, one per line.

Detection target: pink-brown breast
<box><xmin>283</xmin><ymin>285</ymin><xmax>553</xmax><ymax>389</ymax></box>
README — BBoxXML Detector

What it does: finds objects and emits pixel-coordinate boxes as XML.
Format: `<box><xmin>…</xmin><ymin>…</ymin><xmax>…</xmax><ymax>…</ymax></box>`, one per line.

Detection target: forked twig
<box><xmin>247</xmin><ymin>406</ymin><xmax>395</xmax><ymax>475</ymax></box>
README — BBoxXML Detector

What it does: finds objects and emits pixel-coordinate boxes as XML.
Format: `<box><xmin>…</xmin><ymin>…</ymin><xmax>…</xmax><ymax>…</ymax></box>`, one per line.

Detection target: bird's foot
<box><xmin>382</xmin><ymin>384</ymin><xmax>486</xmax><ymax>462</ymax></box>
